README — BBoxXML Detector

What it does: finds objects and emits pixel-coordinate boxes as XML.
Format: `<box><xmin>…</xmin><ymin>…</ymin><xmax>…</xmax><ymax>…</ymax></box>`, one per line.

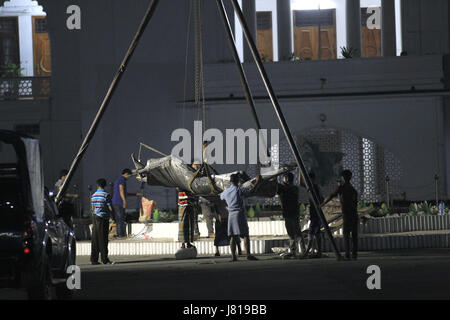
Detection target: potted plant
<box><xmin>0</xmin><ymin>62</ymin><xmax>23</xmax><ymax>100</ymax></box>
<box><xmin>340</xmin><ymin>46</ymin><xmax>359</xmax><ymax>59</ymax></box>
<box><xmin>0</xmin><ymin>62</ymin><xmax>23</xmax><ymax>77</ymax></box>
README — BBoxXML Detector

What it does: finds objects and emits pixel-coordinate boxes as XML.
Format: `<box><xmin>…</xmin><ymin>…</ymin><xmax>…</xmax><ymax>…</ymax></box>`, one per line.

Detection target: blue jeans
<box><xmin>113</xmin><ymin>205</ymin><xmax>126</xmax><ymax>237</ymax></box>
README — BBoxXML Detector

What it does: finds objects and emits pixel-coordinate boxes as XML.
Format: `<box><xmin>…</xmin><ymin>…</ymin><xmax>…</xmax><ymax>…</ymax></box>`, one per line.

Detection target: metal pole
<box><xmin>139</xmin><ymin>142</ymin><xmax>168</xmax><ymax>157</ymax></box>
<box><xmin>55</xmin><ymin>0</ymin><xmax>161</xmax><ymax>205</ymax></box>
<box><xmin>215</xmin><ymin>0</ymin><xmax>261</xmax><ymax>131</ymax></box>
<box><xmin>215</xmin><ymin>0</ymin><xmax>269</xmax><ymax>158</ymax></box>
<box><xmin>216</xmin><ymin>0</ymin><xmax>306</xmax><ymax>250</ymax></box>
<box><xmin>385</xmin><ymin>175</ymin><xmax>390</xmax><ymax>208</ymax></box>
<box><xmin>229</xmin><ymin>0</ymin><xmax>341</xmax><ymax>259</ymax></box>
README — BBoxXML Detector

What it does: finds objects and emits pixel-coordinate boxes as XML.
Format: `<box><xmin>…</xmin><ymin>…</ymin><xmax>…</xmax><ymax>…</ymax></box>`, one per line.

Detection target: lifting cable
<box><xmin>194</xmin><ymin>0</ymin><xmax>206</xmax><ymax>133</ymax></box>
<box><xmin>187</xmin><ymin>0</ymin><xmax>219</xmax><ymax>195</ymax></box>
<box><xmin>182</xmin><ymin>0</ymin><xmax>193</xmax><ymax>129</ymax></box>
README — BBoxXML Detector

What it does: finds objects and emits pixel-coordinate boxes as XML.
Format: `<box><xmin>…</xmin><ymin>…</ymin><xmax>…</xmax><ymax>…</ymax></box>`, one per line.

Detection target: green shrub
<box><xmin>378</xmin><ymin>203</ymin><xmax>389</xmax><ymax>216</ymax></box>
<box><xmin>299</xmin><ymin>203</ymin><xmax>306</xmax><ymax>215</ymax></box>
<box><xmin>409</xmin><ymin>203</ymin><xmax>419</xmax><ymax>215</ymax></box>
<box><xmin>255</xmin><ymin>203</ymin><xmax>261</xmax><ymax>216</ymax></box>
<box><xmin>408</xmin><ymin>202</ymin><xmax>441</xmax><ymax>215</ymax></box>
<box><xmin>340</xmin><ymin>46</ymin><xmax>358</xmax><ymax>58</ymax></box>
<box><xmin>358</xmin><ymin>200</ymin><xmax>367</xmax><ymax>210</ymax></box>
<box><xmin>0</xmin><ymin>62</ymin><xmax>23</xmax><ymax>77</ymax></box>
<box><xmin>418</xmin><ymin>201</ymin><xmax>432</xmax><ymax>215</ymax></box>
<box><xmin>248</xmin><ymin>206</ymin><xmax>255</xmax><ymax>218</ymax></box>
<box><xmin>430</xmin><ymin>205</ymin><xmax>439</xmax><ymax>215</ymax></box>
<box><xmin>153</xmin><ymin>209</ymin><xmax>160</xmax><ymax>222</ymax></box>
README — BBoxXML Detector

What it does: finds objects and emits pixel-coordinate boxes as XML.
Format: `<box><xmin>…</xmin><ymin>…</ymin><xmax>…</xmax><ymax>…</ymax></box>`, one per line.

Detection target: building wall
<box><xmin>202</xmin><ymin>55</ymin><xmax>449</xmax><ymax>202</ymax></box>
<box><xmin>401</xmin><ymin>0</ymin><xmax>450</xmax><ymax>56</ymax></box>
<box><xmin>245</xmin><ymin>0</ymin><xmax>402</xmax><ymax>61</ymax></box>
<box><xmin>202</xmin><ymin>96</ymin><xmax>447</xmax><ymax>201</ymax></box>
<box><xmin>37</xmin><ymin>0</ymin><xmax>236</xmax><ymax>210</ymax></box>
<box><xmin>444</xmin><ymin>97</ymin><xmax>450</xmax><ymax>200</ymax></box>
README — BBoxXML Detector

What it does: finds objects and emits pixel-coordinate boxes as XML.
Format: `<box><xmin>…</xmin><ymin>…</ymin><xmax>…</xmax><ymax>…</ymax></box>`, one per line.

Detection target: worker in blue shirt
<box><xmin>91</xmin><ymin>178</ymin><xmax>114</xmax><ymax>265</ymax></box>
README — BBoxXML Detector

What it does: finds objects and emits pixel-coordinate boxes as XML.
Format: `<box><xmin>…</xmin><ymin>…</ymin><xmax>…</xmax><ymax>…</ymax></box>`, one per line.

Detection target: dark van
<box><xmin>0</xmin><ymin>130</ymin><xmax>76</xmax><ymax>299</ymax></box>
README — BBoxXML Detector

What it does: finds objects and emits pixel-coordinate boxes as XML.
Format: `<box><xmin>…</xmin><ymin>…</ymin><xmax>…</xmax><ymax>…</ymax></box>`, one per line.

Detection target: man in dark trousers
<box><xmin>91</xmin><ymin>178</ymin><xmax>114</xmax><ymax>265</ymax></box>
<box><xmin>277</xmin><ymin>172</ymin><xmax>302</xmax><ymax>259</ymax></box>
<box><xmin>321</xmin><ymin>170</ymin><xmax>359</xmax><ymax>260</ymax></box>
<box><xmin>299</xmin><ymin>171</ymin><xmax>324</xmax><ymax>258</ymax></box>
<box><xmin>112</xmin><ymin>168</ymin><xmax>141</xmax><ymax>238</ymax></box>
<box><xmin>177</xmin><ymin>189</ymin><xmax>196</xmax><ymax>249</ymax></box>
<box><xmin>199</xmin><ymin>196</ymin><xmax>215</xmax><ymax>238</ymax></box>
<box><xmin>54</xmin><ymin>169</ymin><xmax>79</xmax><ymax>220</ymax></box>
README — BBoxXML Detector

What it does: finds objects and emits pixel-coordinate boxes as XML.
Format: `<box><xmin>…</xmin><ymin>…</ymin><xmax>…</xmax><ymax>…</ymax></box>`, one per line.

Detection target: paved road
<box><xmin>1</xmin><ymin>249</ymin><xmax>450</xmax><ymax>300</ymax></box>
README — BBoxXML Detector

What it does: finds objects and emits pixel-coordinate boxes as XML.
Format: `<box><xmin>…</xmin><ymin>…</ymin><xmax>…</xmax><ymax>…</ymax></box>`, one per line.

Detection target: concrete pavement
<box><xmin>74</xmin><ymin>249</ymin><xmax>450</xmax><ymax>299</ymax></box>
<box><xmin>1</xmin><ymin>249</ymin><xmax>449</xmax><ymax>300</ymax></box>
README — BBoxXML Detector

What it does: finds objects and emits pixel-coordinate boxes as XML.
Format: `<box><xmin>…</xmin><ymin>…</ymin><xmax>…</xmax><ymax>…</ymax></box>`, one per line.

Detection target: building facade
<box><xmin>0</xmin><ymin>0</ymin><xmax>449</xmax><ymax>212</ymax></box>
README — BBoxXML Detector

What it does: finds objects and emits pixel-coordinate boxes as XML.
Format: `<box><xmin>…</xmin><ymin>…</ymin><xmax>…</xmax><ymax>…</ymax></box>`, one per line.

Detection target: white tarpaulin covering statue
<box><xmin>131</xmin><ymin>154</ymin><xmax>294</xmax><ymax>198</ymax></box>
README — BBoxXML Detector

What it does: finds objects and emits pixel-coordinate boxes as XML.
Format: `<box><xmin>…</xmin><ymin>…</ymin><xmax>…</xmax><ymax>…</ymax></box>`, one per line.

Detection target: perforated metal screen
<box><xmin>259</xmin><ymin>127</ymin><xmax>402</xmax><ymax>206</ymax></box>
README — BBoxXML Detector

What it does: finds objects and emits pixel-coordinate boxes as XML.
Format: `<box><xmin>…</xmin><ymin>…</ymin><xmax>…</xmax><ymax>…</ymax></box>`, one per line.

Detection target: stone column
<box><xmin>242</xmin><ymin>0</ymin><xmax>257</xmax><ymax>62</ymax></box>
<box><xmin>346</xmin><ymin>0</ymin><xmax>362</xmax><ymax>57</ymax></box>
<box><xmin>277</xmin><ymin>0</ymin><xmax>292</xmax><ymax>61</ymax></box>
<box><xmin>381</xmin><ymin>0</ymin><xmax>397</xmax><ymax>56</ymax></box>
